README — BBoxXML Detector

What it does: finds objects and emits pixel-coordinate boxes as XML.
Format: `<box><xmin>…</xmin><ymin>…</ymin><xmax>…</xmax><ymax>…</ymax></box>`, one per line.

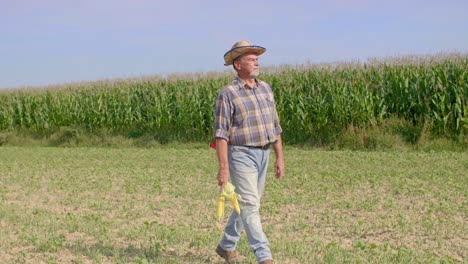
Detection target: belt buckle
<box><xmin>262</xmin><ymin>144</ymin><xmax>270</xmax><ymax>150</ymax></box>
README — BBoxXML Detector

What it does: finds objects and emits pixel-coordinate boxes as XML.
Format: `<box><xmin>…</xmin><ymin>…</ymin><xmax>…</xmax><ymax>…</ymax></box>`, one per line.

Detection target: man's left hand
<box><xmin>274</xmin><ymin>158</ymin><xmax>284</xmax><ymax>179</ymax></box>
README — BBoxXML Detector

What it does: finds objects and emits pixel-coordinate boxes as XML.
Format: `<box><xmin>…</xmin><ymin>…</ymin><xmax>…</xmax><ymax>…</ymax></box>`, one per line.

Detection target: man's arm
<box><xmin>216</xmin><ymin>138</ymin><xmax>230</xmax><ymax>189</ymax></box>
<box><xmin>272</xmin><ymin>135</ymin><xmax>285</xmax><ymax>179</ymax></box>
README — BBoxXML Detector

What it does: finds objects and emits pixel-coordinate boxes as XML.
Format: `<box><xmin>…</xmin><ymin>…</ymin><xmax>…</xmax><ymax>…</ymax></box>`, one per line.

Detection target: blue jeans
<box><xmin>219</xmin><ymin>145</ymin><xmax>272</xmax><ymax>263</ymax></box>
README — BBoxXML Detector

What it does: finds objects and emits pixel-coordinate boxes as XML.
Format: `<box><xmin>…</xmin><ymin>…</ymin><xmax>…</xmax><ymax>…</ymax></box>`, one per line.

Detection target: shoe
<box><xmin>215</xmin><ymin>244</ymin><xmax>237</xmax><ymax>263</ymax></box>
<box><xmin>259</xmin><ymin>260</ymin><xmax>273</xmax><ymax>264</ymax></box>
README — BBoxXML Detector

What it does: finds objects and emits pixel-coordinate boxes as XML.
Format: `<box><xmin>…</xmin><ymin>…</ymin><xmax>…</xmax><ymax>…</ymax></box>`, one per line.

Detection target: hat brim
<box><xmin>224</xmin><ymin>46</ymin><xmax>266</xmax><ymax>66</ymax></box>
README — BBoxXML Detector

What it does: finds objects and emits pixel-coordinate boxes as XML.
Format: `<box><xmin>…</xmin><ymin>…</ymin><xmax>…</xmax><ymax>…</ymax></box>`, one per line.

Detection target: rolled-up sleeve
<box><xmin>214</xmin><ymin>92</ymin><xmax>231</xmax><ymax>141</ymax></box>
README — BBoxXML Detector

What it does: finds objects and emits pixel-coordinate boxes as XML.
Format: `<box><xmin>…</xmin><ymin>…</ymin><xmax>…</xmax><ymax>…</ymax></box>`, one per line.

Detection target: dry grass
<box><xmin>0</xmin><ymin>146</ymin><xmax>466</xmax><ymax>263</ymax></box>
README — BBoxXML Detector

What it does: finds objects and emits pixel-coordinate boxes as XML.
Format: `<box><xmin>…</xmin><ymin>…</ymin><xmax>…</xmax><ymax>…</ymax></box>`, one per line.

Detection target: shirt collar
<box><xmin>235</xmin><ymin>76</ymin><xmax>258</xmax><ymax>90</ymax></box>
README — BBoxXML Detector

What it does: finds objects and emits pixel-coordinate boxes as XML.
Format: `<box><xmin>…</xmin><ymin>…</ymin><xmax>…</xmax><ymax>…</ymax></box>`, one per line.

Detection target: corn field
<box><xmin>0</xmin><ymin>54</ymin><xmax>467</xmax><ymax>144</ymax></box>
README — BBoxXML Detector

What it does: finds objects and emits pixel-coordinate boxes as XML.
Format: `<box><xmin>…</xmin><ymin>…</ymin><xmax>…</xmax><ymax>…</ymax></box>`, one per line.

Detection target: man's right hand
<box><xmin>217</xmin><ymin>168</ymin><xmax>230</xmax><ymax>190</ymax></box>
<box><xmin>215</xmin><ymin>138</ymin><xmax>230</xmax><ymax>190</ymax></box>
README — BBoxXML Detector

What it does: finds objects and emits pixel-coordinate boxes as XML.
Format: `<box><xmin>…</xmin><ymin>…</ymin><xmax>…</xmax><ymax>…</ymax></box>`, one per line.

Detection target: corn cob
<box><xmin>230</xmin><ymin>195</ymin><xmax>240</xmax><ymax>214</ymax></box>
<box><xmin>217</xmin><ymin>195</ymin><xmax>225</xmax><ymax>220</ymax></box>
<box><xmin>216</xmin><ymin>182</ymin><xmax>241</xmax><ymax>220</ymax></box>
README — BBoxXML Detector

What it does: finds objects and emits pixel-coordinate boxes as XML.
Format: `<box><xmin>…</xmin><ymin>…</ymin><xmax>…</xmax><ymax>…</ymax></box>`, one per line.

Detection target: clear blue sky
<box><xmin>1</xmin><ymin>0</ymin><xmax>467</xmax><ymax>89</ymax></box>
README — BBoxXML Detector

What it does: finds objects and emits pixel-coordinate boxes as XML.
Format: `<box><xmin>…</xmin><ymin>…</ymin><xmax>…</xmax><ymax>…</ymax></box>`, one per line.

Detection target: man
<box><xmin>213</xmin><ymin>41</ymin><xmax>285</xmax><ymax>264</ymax></box>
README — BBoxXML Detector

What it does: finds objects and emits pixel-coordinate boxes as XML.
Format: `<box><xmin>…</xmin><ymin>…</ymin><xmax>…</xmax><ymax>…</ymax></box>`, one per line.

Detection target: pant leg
<box><xmin>219</xmin><ymin>209</ymin><xmax>243</xmax><ymax>250</ymax></box>
<box><xmin>219</xmin><ymin>145</ymin><xmax>272</xmax><ymax>262</ymax></box>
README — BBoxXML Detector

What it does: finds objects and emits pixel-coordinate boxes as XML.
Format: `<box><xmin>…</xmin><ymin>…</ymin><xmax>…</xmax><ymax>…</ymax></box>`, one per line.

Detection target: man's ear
<box><xmin>233</xmin><ymin>60</ymin><xmax>241</xmax><ymax>71</ymax></box>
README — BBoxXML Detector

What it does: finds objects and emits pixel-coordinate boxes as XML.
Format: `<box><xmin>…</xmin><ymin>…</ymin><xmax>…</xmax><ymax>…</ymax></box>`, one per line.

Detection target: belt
<box><xmin>249</xmin><ymin>144</ymin><xmax>271</xmax><ymax>150</ymax></box>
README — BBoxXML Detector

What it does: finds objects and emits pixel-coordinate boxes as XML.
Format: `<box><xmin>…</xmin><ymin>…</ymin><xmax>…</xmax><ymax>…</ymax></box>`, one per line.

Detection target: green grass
<box><xmin>0</xmin><ymin>145</ymin><xmax>466</xmax><ymax>263</ymax></box>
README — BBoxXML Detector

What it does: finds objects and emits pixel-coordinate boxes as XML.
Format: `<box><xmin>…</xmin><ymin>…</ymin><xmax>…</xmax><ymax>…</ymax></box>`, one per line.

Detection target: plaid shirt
<box><xmin>214</xmin><ymin>77</ymin><xmax>282</xmax><ymax>147</ymax></box>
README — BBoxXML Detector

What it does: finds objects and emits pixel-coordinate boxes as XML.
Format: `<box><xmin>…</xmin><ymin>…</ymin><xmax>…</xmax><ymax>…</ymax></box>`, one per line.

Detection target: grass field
<box><xmin>0</xmin><ymin>145</ymin><xmax>466</xmax><ymax>263</ymax></box>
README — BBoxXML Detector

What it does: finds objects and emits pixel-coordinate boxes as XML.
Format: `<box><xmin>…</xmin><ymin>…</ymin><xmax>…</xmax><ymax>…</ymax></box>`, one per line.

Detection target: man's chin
<box><xmin>249</xmin><ymin>72</ymin><xmax>260</xmax><ymax>78</ymax></box>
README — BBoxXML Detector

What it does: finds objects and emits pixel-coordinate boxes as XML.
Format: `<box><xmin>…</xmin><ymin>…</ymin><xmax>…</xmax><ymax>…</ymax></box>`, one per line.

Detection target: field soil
<box><xmin>0</xmin><ymin>146</ymin><xmax>466</xmax><ymax>263</ymax></box>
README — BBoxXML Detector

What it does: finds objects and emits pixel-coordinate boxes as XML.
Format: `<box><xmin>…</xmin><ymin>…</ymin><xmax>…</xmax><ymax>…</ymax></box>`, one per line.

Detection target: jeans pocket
<box><xmin>231</xmin><ymin>145</ymin><xmax>250</xmax><ymax>154</ymax></box>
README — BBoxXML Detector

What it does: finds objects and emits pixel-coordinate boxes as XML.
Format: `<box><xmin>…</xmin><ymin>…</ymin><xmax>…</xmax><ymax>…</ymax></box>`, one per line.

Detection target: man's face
<box><xmin>236</xmin><ymin>53</ymin><xmax>259</xmax><ymax>78</ymax></box>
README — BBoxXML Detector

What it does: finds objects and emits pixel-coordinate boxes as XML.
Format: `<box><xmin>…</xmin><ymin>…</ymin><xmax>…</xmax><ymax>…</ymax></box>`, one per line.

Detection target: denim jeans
<box><xmin>219</xmin><ymin>145</ymin><xmax>272</xmax><ymax>262</ymax></box>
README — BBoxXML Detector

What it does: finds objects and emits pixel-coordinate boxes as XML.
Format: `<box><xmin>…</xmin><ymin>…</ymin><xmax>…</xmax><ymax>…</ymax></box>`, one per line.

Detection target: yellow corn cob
<box><xmin>230</xmin><ymin>195</ymin><xmax>240</xmax><ymax>214</ymax></box>
<box><xmin>217</xmin><ymin>182</ymin><xmax>241</xmax><ymax>220</ymax></box>
<box><xmin>217</xmin><ymin>195</ymin><xmax>225</xmax><ymax>220</ymax></box>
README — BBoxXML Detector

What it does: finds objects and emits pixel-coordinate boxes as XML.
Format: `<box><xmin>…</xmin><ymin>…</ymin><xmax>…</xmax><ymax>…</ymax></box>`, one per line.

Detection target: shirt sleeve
<box><xmin>213</xmin><ymin>91</ymin><xmax>231</xmax><ymax>142</ymax></box>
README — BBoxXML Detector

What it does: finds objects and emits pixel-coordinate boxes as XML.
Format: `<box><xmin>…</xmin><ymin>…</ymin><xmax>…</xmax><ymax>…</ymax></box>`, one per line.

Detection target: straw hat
<box><xmin>223</xmin><ymin>41</ymin><xmax>266</xmax><ymax>66</ymax></box>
